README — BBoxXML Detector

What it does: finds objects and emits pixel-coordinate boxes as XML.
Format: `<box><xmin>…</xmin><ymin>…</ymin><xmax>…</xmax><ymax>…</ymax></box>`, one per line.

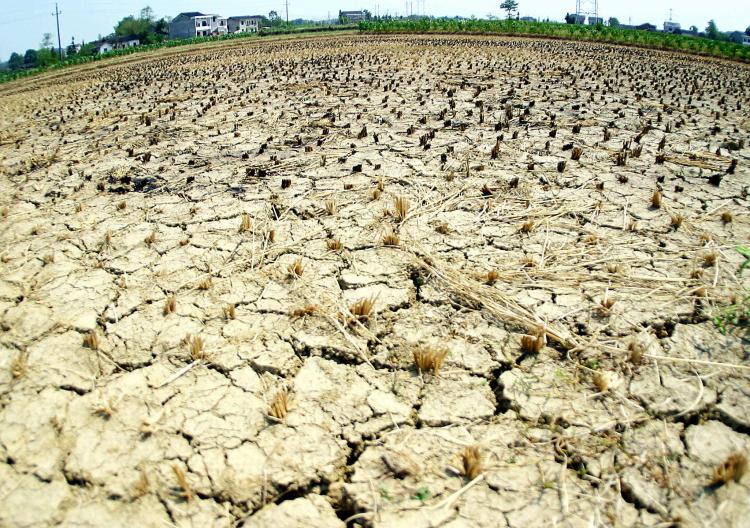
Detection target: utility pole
<box><xmin>285</xmin><ymin>0</ymin><xmax>289</xmax><ymax>24</ymax></box>
<box><xmin>52</xmin><ymin>3</ymin><xmax>63</xmax><ymax>61</ymax></box>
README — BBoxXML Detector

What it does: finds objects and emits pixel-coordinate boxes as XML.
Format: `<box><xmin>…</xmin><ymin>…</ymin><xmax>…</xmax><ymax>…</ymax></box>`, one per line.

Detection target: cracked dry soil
<box><xmin>0</xmin><ymin>33</ymin><xmax>749</xmax><ymax>527</ymax></box>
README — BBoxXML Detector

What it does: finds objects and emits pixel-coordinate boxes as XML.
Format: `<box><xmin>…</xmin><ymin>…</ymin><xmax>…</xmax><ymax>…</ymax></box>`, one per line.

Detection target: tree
<box><xmin>41</xmin><ymin>33</ymin><xmax>53</xmax><ymax>49</ymax></box>
<box><xmin>500</xmin><ymin>0</ymin><xmax>518</xmax><ymax>19</ymax></box>
<box><xmin>608</xmin><ymin>17</ymin><xmax>620</xmax><ymax>27</ymax></box>
<box><xmin>36</xmin><ymin>48</ymin><xmax>57</xmax><ymax>67</ymax></box>
<box><xmin>689</xmin><ymin>25</ymin><xmax>698</xmax><ymax>33</ymax></box>
<box><xmin>8</xmin><ymin>52</ymin><xmax>23</xmax><ymax>71</ymax></box>
<box><xmin>66</xmin><ymin>38</ymin><xmax>78</xmax><ymax>58</ymax></box>
<box><xmin>745</xmin><ymin>26</ymin><xmax>750</xmax><ymax>36</ymax></box>
<box><xmin>139</xmin><ymin>6</ymin><xmax>154</xmax><ymax>22</ymax></box>
<box><xmin>268</xmin><ymin>11</ymin><xmax>283</xmax><ymax>27</ymax></box>
<box><xmin>115</xmin><ymin>15</ymin><xmax>152</xmax><ymax>39</ymax></box>
<box><xmin>78</xmin><ymin>43</ymin><xmax>97</xmax><ymax>57</ymax></box>
<box><xmin>706</xmin><ymin>20</ymin><xmax>720</xmax><ymax>40</ymax></box>
<box><xmin>23</xmin><ymin>49</ymin><xmax>38</xmax><ymax>68</ymax></box>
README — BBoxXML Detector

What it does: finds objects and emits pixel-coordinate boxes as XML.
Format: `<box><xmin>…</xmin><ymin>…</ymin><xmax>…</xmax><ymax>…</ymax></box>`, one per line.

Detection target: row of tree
<box><xmin>4</xmin><ymin>6</ymin><xmax>170</xmax><ymax>71</ymax></box>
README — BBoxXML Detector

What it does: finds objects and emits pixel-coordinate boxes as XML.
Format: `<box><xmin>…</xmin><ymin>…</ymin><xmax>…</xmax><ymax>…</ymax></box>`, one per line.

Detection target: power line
<box><xmin>52</xmin><ymin>2</ymin><xmax>62</xmax><ymax>61</ymax></box>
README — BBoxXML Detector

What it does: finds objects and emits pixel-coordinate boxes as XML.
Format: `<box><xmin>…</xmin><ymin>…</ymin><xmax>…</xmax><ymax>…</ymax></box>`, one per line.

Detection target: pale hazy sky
<box><xmin>2</xmin><ymin>1</ymin><xmax>748</xmax><ymax>60</ymax></box>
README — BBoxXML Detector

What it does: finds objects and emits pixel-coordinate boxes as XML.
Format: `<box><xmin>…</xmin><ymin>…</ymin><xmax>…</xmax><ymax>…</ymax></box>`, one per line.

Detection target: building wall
<box><xmin>228</xmin><ymin>18</ymin><xmax>260</xmax><ymax>33</ymax></box>
<box><xmin>169</xmin><ymin>16</ymin><xmax>197</xmax><ymax>39</ymax></box>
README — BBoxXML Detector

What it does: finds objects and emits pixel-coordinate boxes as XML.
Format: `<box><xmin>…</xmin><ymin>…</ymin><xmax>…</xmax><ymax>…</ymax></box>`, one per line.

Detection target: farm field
<box><xmin>0</xmin><ymin>34</ymin><xmax>748</xmax><ymax>527</ymax></box>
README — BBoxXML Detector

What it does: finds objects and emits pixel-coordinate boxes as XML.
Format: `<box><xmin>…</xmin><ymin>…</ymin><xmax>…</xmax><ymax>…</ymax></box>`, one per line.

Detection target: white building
<box><xmin>228</xmin><ymin>16</ymin><xmax>263</xmax><ymax>33</ymax></box>
<box><xmin>169</xmin><ymin>12</ymin><xmax>228</xmax><ymax>39</ymax></box>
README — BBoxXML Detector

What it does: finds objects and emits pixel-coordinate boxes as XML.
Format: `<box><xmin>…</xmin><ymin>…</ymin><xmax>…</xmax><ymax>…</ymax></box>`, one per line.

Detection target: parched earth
<box><xmin>0</xmin><ymin>33</ymin><xmax>749</xmax><ymax>527</ymax></box>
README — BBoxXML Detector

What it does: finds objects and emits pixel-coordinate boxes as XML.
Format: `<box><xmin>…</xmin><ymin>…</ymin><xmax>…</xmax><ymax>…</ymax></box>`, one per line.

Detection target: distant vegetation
<box><xmin>358</xmin><ymin>18</ymin><xmax>750</xmax><ymax>62</ymax></box>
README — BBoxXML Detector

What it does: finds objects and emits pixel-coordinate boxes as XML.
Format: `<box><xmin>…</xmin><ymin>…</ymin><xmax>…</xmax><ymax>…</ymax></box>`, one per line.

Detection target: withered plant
<box><xmin>189</xmin><ymin>335</ymin><xmax>208</xmax><ymax>361</ymax></box>
<box><xmin>327</xmin><ymin>238</ymin><xmax>343</xmax><ymax>251</ymax></box>
<box><xmin>348</xmin><ymin>297</ymin><xmax>375</xmax><ymax>326</ymax></box>
<box><xmin>393</xmin><ymin>196</ymin><xmax>409</xmax><ymax>223</ymax></box>
<box><xmin>223</xmin><ymin>304</ymin><xmax>236</xmax><ymax>320</ymax></box>
<box><xmin>459</xmin><ymin>446</ymin><xmax>483</xmax><ymax>480</ymax></box>
<box><xmin>382</xmin><ymin>232</ymin><xmax>400</xmax><ymax>246</ymax></box>
<box><xmin>325</xmin><ymin>199</ymin><xmax>337</xmax><ymax>216</ymax></box>
<box><xmin>711</xmin><ymin>453</ymin><xmax>747</xmax><ymax>486</ymax></box>
<box><xmin>163</xmin><ymin>294</ymin><xmax>176</xmax><ymax>315</ymax></box>
<box><xmin>239</xmin><ymin>213</ymin><xmax>252</xmax><ymax>232</ymax></box>
<box><xmin>520</xmin><ymin>331</ymin><xmax>545</xmax><ymax>354</ymax></box>
<box><xmin>413</xmin><ymin>347</ymin><xmax>448</xmax><ymax>376</ymax></box>
<box><xmin>290</xmin><ymin>304</ymin><xmax>320</xmax><ymax>318</ymax></box>
<box><xmin>268</xmin><ymin>389</ymin><xmax>291</xmax><ymax>421</ymax></box>
<box><xmin>651</xmin><ymin>190</ymin><xmax>662</xmax><ymax>208</ymax></box>
<box><xmin>288</xmin><ymin>258</ymin><xmax>304</xmax><ymax>278</ymax></box>
<box><xmin>83</xmin><ymin>330</ymin><xmax>100</xmax><ymax>350</ymax></box>
<box><xmin>172</xmin><ymin>464</ymin><xmax>194</xmax><ymax>502</ymax></box>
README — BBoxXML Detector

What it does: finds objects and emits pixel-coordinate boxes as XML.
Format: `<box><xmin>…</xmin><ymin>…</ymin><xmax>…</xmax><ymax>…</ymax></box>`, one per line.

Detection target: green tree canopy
<box><xmin>500</xmin><ymin>0</ymin><xmax>518</xmax><ymax>18</ymax></box>
<box><xmin>608</xmin><ymin>17</ymin><xmax>620</xmax><ymax>27</ymax></box>
<box><xmin>23</xmin><ymin>49</ymin><xmax>37</xmax><ymax>67</ymax></box>
<box><xmin>706</xmin><ymin>20</ymin><xmax>720</xmax><ymax>40</ymax></box>
<box><xmin>115</xmin><ymin>15</ymin><xmax>152</xmax><ymax>39</ymax></box>
<box><xmin>36</xmin><ymin>48</ymin><xmax>58</xmax><ymax>68</ymax></box>
<box><xmin>746</xmin><ymin>26</ymin><xmax>750</xmax><ymax>36</ymax></box>
<box><xmin>8</xmin><ymin>52</ymin><xmax>23</xmax><ymax>70</ymax></box>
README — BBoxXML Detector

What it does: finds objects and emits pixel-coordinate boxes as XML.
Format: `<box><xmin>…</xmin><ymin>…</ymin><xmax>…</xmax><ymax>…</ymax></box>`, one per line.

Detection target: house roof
<box><xmin>340</xmin><ymin>10</ymin><xmax>364</xmax><ymax>15</ymax></box>
<box><xmin>177</xmin><ymin>12</ymin><xmax>206</xmax><ymax>18</ymax></box>
<box><xmin>228</xmin><ymin>15</ymin><xmax>263</xmax><ymax>20</ymax></box>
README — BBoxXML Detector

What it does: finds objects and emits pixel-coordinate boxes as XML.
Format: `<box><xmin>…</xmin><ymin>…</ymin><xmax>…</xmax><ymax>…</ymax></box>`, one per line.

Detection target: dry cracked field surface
<box><xmin>0</xmin><ymin>33</ymin><xmax>749</xmax><ymax>527</ymax></box>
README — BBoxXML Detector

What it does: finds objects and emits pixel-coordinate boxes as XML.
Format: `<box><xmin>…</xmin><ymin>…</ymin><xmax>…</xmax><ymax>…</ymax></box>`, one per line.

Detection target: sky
<box><xmin>2</xmin><ymin>1</ymin><xmax>747</xmax><ymax>60</ymax></box>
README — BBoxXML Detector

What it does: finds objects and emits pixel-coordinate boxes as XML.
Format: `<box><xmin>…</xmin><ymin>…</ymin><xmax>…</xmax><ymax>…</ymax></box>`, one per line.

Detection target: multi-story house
<box><xmin>169</xmin><ymin>12</ymin><xmax>228</xmax><ymax>39</ymax></box>
<box><xmin>227</xmin><ymin>16</ymin><xmax>264</xmax><ymax>33</ymax></box>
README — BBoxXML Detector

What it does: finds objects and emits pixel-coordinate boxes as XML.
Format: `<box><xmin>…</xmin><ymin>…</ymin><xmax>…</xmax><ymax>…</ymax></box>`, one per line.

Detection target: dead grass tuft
<box><xmin>287</xmin><ymin>257</ymin><xmax>304</xmax><ymax>278</ymax></box>
<box><xmin>189</xmin><ymin>335</ymin><xmax>208</xmax><ymax>361</ymax></box>
<box><xmin>172</xmin><ymin>464</ymin><xmax>194</xmax><ymax>502</ymax></box>
<box><xmin>520</xmin><ymin>220</ymin><xmax>535</xmax><ymax>233</ymax></box>
<box><xmin>485</xmin><ymin>270</ymin><xmax>499</xmax><ymax>285</ymax></box>
<box><xmin>721</xmin><ymin>211</ymin><xmax>733</xmax><ymax>224</ymax></box>
<box><xmin>325</xmin><ymin>199</ymin><xmax>337</xmax><ymax>216</ymax></box>
<box><xmin>163</xmin><ymin>295</ymin><xmax>176</xmax><ymax>315</ymax></box>
<box><xmin>520</xmin><ymin>332</ymin><xmax>545</xmax><ymax>354</ymax></box>
<box><xmin>435</xmin><ymin>221</ymin><xmax>450</xmax><ymax>234</ymax></box>
<box><xmin>269</xmin><ymin>389</ymin><xmax>291</xmax><ymax>421</ymax></box>
<box><xmin>83</xmin><ymin>331</ymin><xmax>100</xmax><ymax>350</ymax></box>
<box><xmin>239</xmin><ymin>213</ymin><xmax>252</xmax><ymax>232</ymax></box>
<box><xmin>144</xmin><ymin>231</ymin><xmax>157</xmax><ymax>246</ymax></box>
<box><xmin>223</xmin><ymin>304</ymin><xmax>236</xmax><ymax>320</ymax></box>
<box><xmin>670</xmin><ymin>214</ymin><xmax>684</xmax><ymax>229</ymax></box>
<box><xmin>197</xmin><ymin>277</ymin><xmax>213</xmax><ymax>290</ymax></box>
<box><xmin>132</xmin><ymin>470</ymin><xmax>150</xmax><ymax>499</ymax></box>
<box><xmin>382</xmin><ymin>232</ymin><xmax>400</xmax><ymax>246</ymax></box>
<box><xmin>327</xmin><ymin>238</ymin><xmax>343</xmax><ymax>251</ymax></box>
<box><xmin>592</xmin><ymin>372</ymin><xmax>610</xmax><ymax>392</ymax></box>
<box><xmin>394</xmin><ymin>196</ymin><xmax>409</xmax><ymax>223</ymax></box>
<box><xmin>711</xmin><ymin>453</ymin><xmax>747</xmax><ymax>486</ymax></box>
<box><xmin>290</xmin><ymin>304</ymin><xmax>320</xmax><ymax>318</ymax></box>
<box><xmin>10</xmin><ymin>353</ymin><xmax>27</xmax><ymax>379</ymax></box>
<box><xmin>413</xmin><ymin>347</ymin><xmax>448</xmax><ymax>376</ymax></box>
<box><xmin>628</xmin><ymin>341</ymin><xmax>644</xmax><ymax>365</ymax></box>
<box><xmin>651</xmin><ymin>190</ymin><xmax>662</xmax><ymax>209</ymax></box>
<box><xmin>459</xmin><ymin>446</ymin><xmax>483</xmax><ymax>480</ymax></box>
<box><xmin>348</xmin><ymin>297</ymin><xmax>375</xmax><ymax>326</ymax></box>
<box><xmin>702</xmin><ymin>252</ymin><xmax>717</xmax><ymax>267</ymax></box>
